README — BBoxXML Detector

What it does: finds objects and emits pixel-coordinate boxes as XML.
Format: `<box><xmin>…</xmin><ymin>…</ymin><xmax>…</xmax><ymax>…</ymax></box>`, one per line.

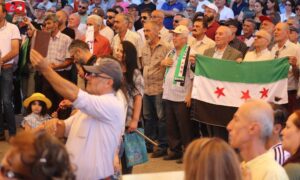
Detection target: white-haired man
<box><xmin>227</xmin><ymin>100</ymin><xmax>289</xmax><ymax>180</ymax></box>
<box><xmin>85</xmin><ymin>15</ymin><xmax>111</xmax><ymax>57</ymax></box>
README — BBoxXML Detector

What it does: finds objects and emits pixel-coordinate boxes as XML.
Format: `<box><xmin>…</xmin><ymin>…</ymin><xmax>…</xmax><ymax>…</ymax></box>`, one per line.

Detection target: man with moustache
<box><xmin>76</xmin><ymin>0</ymin><xmax>89</xmax><ymax>24</ymax></box>
<box><xmin>141</xmin><ymin>21</ymin><xmax>171</xmax><ymax>157</ymax></box>
<box><xmin>203</xmin><ymin>3</ymin><xmax>219</xmax><ymax>40</ymax></box>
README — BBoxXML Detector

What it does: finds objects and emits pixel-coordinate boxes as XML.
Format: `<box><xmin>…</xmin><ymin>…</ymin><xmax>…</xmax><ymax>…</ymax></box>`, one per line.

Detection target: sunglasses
<box><xmin>78</xmin><ymin>5</ymin><xmax>87</xmax><ymax>9</ymax></box>
<box><xmin>107</xmin><ymin>16</ymin><xmax>114</xmax><ymax>19</ymax></box>
<box><xmin>0</xmin><ymin>164</ymin><xmax>26</xmax><ymax>179</ymax></box>
<box><xmin>141</xmin><ymin>16</ymin><xmax>148</xmax><ymax>20</ymax></box>
<box><xmin>296</xmin><ymin>8</ymin><xmax>300</xmax><ymax>11</ymax></box>
<box><xmin>174</xmin><ymin>20</ymin><xmax>179</xmax><ymax>23</ymax></box>
<box><xmin>85</xmin><ymin>72</ymin><xmax>112</xmax><ymax>79</ymax></box>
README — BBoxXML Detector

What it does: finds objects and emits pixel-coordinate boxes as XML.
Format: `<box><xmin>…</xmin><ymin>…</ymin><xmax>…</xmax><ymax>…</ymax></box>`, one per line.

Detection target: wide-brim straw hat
<box><xmin>23</xmin><ymin>93</ymin><xmax>52</xmax><ymax>109</ymax></box>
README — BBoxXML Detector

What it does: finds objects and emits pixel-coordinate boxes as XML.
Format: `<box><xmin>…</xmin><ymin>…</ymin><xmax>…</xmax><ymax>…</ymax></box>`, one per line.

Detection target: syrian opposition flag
<box><xmin>191</xmin><ymin>55</ymin><xmax>289</xmax><ymax>127</ymax></box>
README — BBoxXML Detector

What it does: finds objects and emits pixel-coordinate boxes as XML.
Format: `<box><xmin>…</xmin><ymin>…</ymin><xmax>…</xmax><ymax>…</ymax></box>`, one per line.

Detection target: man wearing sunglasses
<box><xmin>30</xmin><ymin>49</ymin><xmax>125</xmax><ymax>180</ymax></box>
<box><xmin>76</xmin><ymin>0</ymin><xmax>89</xmax><ymax>24</ymax></box>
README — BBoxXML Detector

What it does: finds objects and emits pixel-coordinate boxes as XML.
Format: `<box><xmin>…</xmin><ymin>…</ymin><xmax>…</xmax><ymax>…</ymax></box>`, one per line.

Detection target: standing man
<box><xmin>38</xmin><ymin>14</ymin><xmax>72</xmax><ymax>113</ymax></box>
<box><xmin>137</xmin><ymin>8</ymin><xmax>152</xmax><ymax>44</ymax></box>
<box><xmin>76</xmin><ymin>0</ymin><xmax>89</xmax><ymax>24</ymax></box>
<box><xmin>190</xmin><ymin>18</ymin><xmax>215</xmax><ymax>54</ymax></box>
<box><xmin>161</xmin><ymin>25</ymin><xmax>197</xmax><ymax>162</ymax></box>
<box><xmin>214</xmin><ymin>0</ymin><xmax>234</xmax><ymax>21</ymax></box>
<box><xmin>151</xmin><ymin>10</ymin><xmax>173</xmax><ymax>43</ymax></box>
<box><xmin>271</xmin><ymin>22</ymin><xmax>300</xmax><ymax>115</ymax></box>
<box><xmin>142</xmin><ymin>21</ymin><xmax>171</xmax><ymax>157</ymax></box>
<box><xmin>56</xmin><ymin>10</ymin><xmax>75</xmax><ymax>39</ymax></box>
<box><xmin>30</xmin><ymin>50</ymin><xmax>125</xmax><ymax>180</ymax></box>
<box><xmin>227</xmin><ymin>100</ymin><xmax>288</xmax><ymax>179</ymax></box>
<box><xmin>203</xmin><ymin>3</ymin><xmax>219</xmax><ymax>40</ymax></box>
<box><xmin>0</xmin><ymin>3</ymin><xmax>20</xmax><ymax>140</ymax></box>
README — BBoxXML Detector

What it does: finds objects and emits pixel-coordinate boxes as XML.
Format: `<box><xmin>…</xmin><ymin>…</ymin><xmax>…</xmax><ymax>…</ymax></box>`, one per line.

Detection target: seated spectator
<box><xmin>68</xmin><ymin>13</ymin><xmax>85</xmax><ymax>39</ymax></box>
<box><xmin>0</xmin><ymin>130</ymin><xmax>75</xmax><ymax>180</ymax></box>
<box><xmin>280</xmin><ymin>0</ymin><xmax>296</xmax><ymax>22</ymax></box>
<box><xmin>243</xmin><ymin>29</ymin><xmax>273</xmax><ymax>61</ymax></box>
<box><xmin>254</xmin><ymin>1</ymin><xmax>266</xmax><ymax>23</ymax></box>
<box><xmin>266</xmin><ymin>104</ymin><xmax>290</xmax><ymax>165</ymax></box>
<box><xmin>214</xmin><ymin>0</ymin><xmax>234</xmax><ymax>21</ymax></box>
<box><xmin>282</xmin><ymin>110</ymin><xmax>300</xmax><ymax>179</ymax></box>
<box><xmin>237</xmin><ymin>0</ymin><xmax>255</xmax><ymax>22</ymax></box>
<box><xmin>227</xmin><ymin>99</ymin><xmax>289</xmax><ymax>180</ymax></box>
<box><xmin>184</xmin><ymin>138</ymin><xmax>242</xmax><ymax>180</ymax></box>
<box><xmin>266</xmin><ymin>0</ymin><xmax>281</xmax><ymax>24</ymax></box>
<box><xmin>238</xmin><ymin>18</ymin><xmax>256</xmax><ymax>47</ymax></box>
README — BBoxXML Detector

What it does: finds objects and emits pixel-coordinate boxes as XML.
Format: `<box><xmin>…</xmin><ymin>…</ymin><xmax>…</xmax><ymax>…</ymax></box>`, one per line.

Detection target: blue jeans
<box><xmin>143</xmin><ymin>94</ymin><xmax>167</xmax><ymax>149</ymax></box>
<box><xmin>0</xmin><ymin>67</ymin><xmax>16</xmax><ymax>135</ymax></box>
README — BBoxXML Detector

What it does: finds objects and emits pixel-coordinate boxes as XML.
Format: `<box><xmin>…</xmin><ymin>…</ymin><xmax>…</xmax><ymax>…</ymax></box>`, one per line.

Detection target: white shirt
<box><xmin>245</xmin><ymin>36</ymin><xmax>255</xmax><ymax>47</ymax></box>
<box><xmin>244</xmin><ymin>48</ymin><xmax>273</xmax><ymax>61</ymax></box>
<box><xmin>271</xmin><ymin>40</ymin><xmax>300</xmax><ymax>90</ymax></box>
<box><xmin>196</xmin><ymin>0</ymin><xmax>210</xmax><ymax>13</ymax></box>
<box><xmin>242</xmin><ymin>152</ymin><xmax>289</xmax><ymax>180</ymax></box>
<box><xmin>0</xmin><ymin>21</ymin><xmax>21</xmax><ymax>65</ymax></box>
<box><xmin>280</xmin><ymin>12</ymin><xmax>296</xmax><ymax>22</ymax></box>
<box><xmin>65</xmin><ymin>90</ymin><xmax>125</xmax><ymax>180</ymax></box>
<box><xmin>218</xmin><ymin>6</ymin><xmax>234</xmax><ymax>21</ymax></box>
<box><xmin>100</xmin><ymin>26</ymin><xmax>114</xmax><ymax>43</ymax></box>
<box><xmin>112</xmin><ymin>29</ymin><xmax>143</xmax><ymax>58</ymax></box>
<box><xmin>189</xmin><ymin>35</ymin><xmax>216</xmax><ymax>54</ymax></box>
<box><xmin>137</xmin><ymin>28</ymin><xmax>146</xmax><ymax>45</ymax></box>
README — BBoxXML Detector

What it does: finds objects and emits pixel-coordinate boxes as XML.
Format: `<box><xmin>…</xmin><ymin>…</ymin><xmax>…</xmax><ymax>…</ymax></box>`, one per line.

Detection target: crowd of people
<box><xmin>1</xmin><ymin>0</ymin><xmax>300</xmax><ymax>179</ymax></box>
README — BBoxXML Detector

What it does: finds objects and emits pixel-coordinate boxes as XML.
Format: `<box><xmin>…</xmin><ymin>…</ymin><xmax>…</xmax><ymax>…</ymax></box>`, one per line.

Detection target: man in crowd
<box><xmin>225</xmin><ymin>19</ymin><xmax>248</xmax><ymax>57</ymax></box>
<box><xmin>37</xmin><ymin>14</ymin><xmax>72</xmax><ymax>113</ymax></box>
<box><xmin>106</xmin><ymin>8</ymin><xmax>118</xmax><ymax>30</ymax></box>
<box><xmin>137</xmin><ymin>8</ymin><xmax>152</xmax><ymax>44</ymax></box>
<box><xmin>271</xmin><ymin>22</ymin><xmax>300</xmax><ymax>115</ymax></box>
<box><xmin>76</xmin><ymin>0</ymin><xmax>89</xmax><ymax>24</ymax></box>
<box><xmin>161</xmin><ymin>0</ymin><xmax>183</xmax><ymax>29</ymax></box>
<box><xmin>30</xmin><ymin>49</ymin><xmax>125</xmax><ymax>180</ymax></box>
<box><xmin>128</xmin><ymin>4</ymin><xmax>143</xmax><ymax>31</ymax></box>
<box><xmin>238</xmin><ymin>18</ymin><xmax>256</xmax><ymax>48</ymax></box>
<box><xmin>203</xmin><ymin>3</ymin><xmax>219</xmax><ymax>40</ymax></box>
<box><xmin>244</xmin><ymin>30</ymin><xmax>273</xmax><ymax>61</ymax></box>
<box><xmin>151</xmin><ymin>10</ymin><xmax>173</xmax><ymax>44</ymax></box>
<box><xmin>173</xmin><ymin>13</ymin><xmax>185</xmax><ymax>29</ymax></box>
<box><xmin>68</xmin><ymin>13</ymin><xmax>84</xmax><ymax>39</ymax></box>
<box><xmin>0</xmin><ymin>3</ymin><xmax>20</xmax><ymax>140</ymax></box>
<box><xmin>214</xmin><ymin>0</ymin><xmax>234</xmax><ymax>21</ymax></box>
<box><xmin>142</xmin><ymin>21</ymin><xmax>171</xmax><ymax>158</ymax></box>
<box><xmin>189</xmin><ymin>18</ymin><xmax>215</xmax><ymax>54</ymax></box>
<box><xmin>86</xmin><ymin>15</ymin><xmax>112</xmax><ymax>57</ymax></box>
<box><xmin>56</xmin><ymin>10</ymin><xmax>75</xmax><ymax>39</ymax></box>
<box><xmin>161</xmin><ymin>25</ymin><xmax>198</xmax><ymax>163</ymax></box>
<box><xmin>227</xmin><ymin>100</ymin><xmax>288</xmax><ymax>179</ymax></box>
<box><xmin>33</xmin><ymin>5</ymin><xmax>46</xmax><ymax>28</ymax></box>
<box><xmin>112</xmin><ymin>14</ymin><xmax>142</xmax><ymax>67</ymax></box>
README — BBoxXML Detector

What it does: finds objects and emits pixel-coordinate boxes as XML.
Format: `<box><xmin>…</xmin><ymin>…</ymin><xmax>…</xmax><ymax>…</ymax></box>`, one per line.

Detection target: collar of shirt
<box><xmin>255</xmin><ymin>48</ymin><xmax>269</xmax><ymax>56</ymax></box>
<box><xmin>0</xmin><ymin>20</ymin><xmax>7</xmax><ymax>31</ymax></box>
<box><xmin>52</xmin><ymin>31</ymin><xmax>62</xmax><ymax>40</ymax></box>
<box><xmin>274</xmin><ymin>39</ymin><xmax>291</xmax><ymax>51</ymax></box>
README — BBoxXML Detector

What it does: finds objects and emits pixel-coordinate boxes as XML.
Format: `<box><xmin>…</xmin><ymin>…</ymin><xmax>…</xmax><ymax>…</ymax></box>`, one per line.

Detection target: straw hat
<box><xmin>23</xmin><ymin>93</ymin><xmax>52</xmax><ymax>109</ymax></box>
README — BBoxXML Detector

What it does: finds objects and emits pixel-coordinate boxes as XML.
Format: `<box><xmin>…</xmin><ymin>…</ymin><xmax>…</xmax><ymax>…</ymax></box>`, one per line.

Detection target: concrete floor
<box><xmin>0</xmin><ymin>115</ymin><xmax>183</xmax><ymax>175</ymax></box>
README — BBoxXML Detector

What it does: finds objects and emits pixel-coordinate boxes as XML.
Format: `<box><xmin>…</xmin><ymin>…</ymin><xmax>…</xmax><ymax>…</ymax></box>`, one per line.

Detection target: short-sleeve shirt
<box><xmin>161</xmin><ymin>1</ymin><xmax>183</xmax><ymax>29</ymax></box>
<box><xmin>0</xmin><ymin>21</ymin><xmax>21</xmax><ymax>65</ymax></box>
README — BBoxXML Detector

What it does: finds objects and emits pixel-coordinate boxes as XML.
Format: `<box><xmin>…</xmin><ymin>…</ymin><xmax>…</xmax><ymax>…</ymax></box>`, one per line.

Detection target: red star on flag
<box><xmin>241</xmin><ymin>90</ymin><xmax>251</xmax><ymax>100</ymax></box>
<box><xmin>214</xmin><ymin>87</ymin><xmax>225</xmax><ymax>98</ymax></box>
<box><xmin>260</xmin><ymin>88</ymin><xmax>269</xmax><ymax>99</ymax></box>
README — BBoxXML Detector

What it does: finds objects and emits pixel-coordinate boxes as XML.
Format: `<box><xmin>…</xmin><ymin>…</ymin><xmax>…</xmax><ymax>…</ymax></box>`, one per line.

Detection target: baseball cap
<box><xmin>259</xmin><ymin>16</ymin><xmax>274</xmax><ymax>24</ymax></box>
<box><xmin>171</xmin><ymin>25</ymin><xmax>189</xmax><ymax>34</ymax></box>
<box><xmin>255</xmin><ymin>29</ymin><xmax>271</xmax><ymax>42</ymax></box>
<box><xmin>83</xmin><ymin>58</ymin><xmax>122</xmax><ymax>90</ymax></box>
<box><xmin>203</xmin><ymin>3</ymin><xmax>218</xmax><ymax>13</ymax></box>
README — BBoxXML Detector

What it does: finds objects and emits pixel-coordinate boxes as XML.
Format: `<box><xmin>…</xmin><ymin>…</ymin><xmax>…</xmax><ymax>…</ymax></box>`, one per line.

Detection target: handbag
<box><xmin>124</xmin><ymin>128</ymin><xmax>148</xmax><ymax>167</ymax></box>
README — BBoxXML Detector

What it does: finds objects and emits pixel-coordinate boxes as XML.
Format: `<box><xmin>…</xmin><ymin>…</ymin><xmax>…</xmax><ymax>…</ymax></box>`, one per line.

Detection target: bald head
<box><xmin>274</xmin><ymin>22</ymin><xmax>290</xmax><ymax>43</ymax></box>
<box><xmin>151</xmin><ymin>10</ymin><xmax>164</xmax><ymax>26</ymax></box>
<box><xmin>56</xmin><ymin>10</ymin><xmax>68</xmax><ymax>25</ymax></box>
<box><xmin>179</xmin><ymin>18</ymin><xmax>193</xmax><ymax>30</ymax></box>
<box><xmin>215</xmin><ymin>26</ymin><xmax>232</xmax><ymax>48</ymax></box>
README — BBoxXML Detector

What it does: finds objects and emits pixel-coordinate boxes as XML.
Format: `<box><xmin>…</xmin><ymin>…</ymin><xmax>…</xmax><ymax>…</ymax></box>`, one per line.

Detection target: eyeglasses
<box><xmin>174</xmin><ymin>20</ymin><xmax>179</xmax><ymax>23</ymax></box>
<box><xmin>296</xmin><ymin>8</ymin><xmax>300</xmax><ymax>11</ymax></box>
<box><xmin>78</xmin><ymin>5</ymin><xmax>87</xmax><ymax>9</ymax></box>
<box><xmin>107</xmin><ymin>16</ymin><xmax>114</xmax><ymax>19</ymax></box>
<box><xmin>0</xmin><ymin>164</ymin><xmax>26</xmax><ymax>179</ymax></box>
<box><xmin>85</xmin><ymin>72</ymin><xmax>112</xmax><ymax>79</ymax></box>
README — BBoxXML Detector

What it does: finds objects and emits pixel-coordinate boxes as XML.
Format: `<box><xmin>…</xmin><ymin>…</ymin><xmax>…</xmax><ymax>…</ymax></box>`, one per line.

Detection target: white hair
<box><xmin>87</xmin><ymin>14</ymin><xmax>102</xmax><ymax>26</ymax></box>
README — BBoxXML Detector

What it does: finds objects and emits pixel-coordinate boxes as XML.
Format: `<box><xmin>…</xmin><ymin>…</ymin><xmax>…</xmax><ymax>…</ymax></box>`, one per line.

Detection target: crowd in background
<box><xmin>1</xmin><ymin>0</ymin><xmax>300</xmax><ymax>179</ymax></box>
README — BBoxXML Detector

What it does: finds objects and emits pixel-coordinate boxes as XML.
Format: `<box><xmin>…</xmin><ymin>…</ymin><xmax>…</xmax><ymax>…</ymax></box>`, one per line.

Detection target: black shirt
<box><xmin>61</xmin><ymin>27</ymin><xmax>75</xmax><ymax>39</ymax></box>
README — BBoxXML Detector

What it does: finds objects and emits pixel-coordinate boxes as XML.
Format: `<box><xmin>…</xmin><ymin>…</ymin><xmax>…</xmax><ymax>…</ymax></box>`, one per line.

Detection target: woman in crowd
<box><xmin>266</xmin><ymin>0</ymin><xmax>281</xmax><ymax>24</ymax></box>
<box><xmin>280</xmin><ymin>0</ymin><xmax>296</xmax><ymax>22</ymax></box>
<box><xmin>282</xmin><ymin>110</ymin><xmax>300</xmax><ymax>179</ymax></box>
<box><xmin>0</xmin><ymin>130</ymin><xmax>75</xmax><ymax>180</ymax></box>
<box><xmin>114</xmin><ymin>40</ymin><xmax>144</xmax><ymax>174</ymax></box>
<box><xmin>184</xmin><ymin>138</ymin><xmax>243</xmax><ymax>180</ymax></box>
<box><xmin>254</xmin><ymin>0</ymin><xmax>266</xmax><ymax>23</ymax></box>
